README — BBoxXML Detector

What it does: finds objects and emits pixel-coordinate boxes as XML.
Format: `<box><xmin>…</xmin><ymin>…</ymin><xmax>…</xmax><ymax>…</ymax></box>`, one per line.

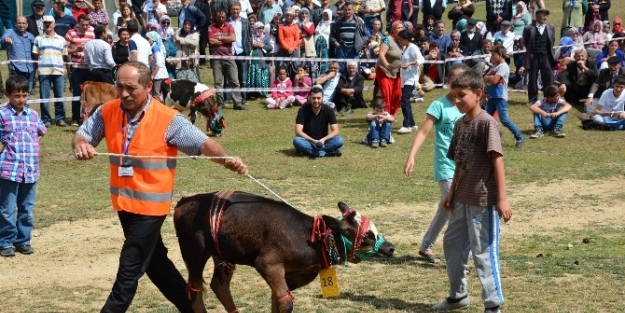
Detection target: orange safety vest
<box><xmin>101</xmin><ymin>99</ymin><xmax>178</xmax><ymax>216</ymax></box>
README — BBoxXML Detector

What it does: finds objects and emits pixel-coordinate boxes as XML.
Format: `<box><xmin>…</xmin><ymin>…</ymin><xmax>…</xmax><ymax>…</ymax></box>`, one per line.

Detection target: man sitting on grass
<box><xmin>590</xmin><ymin>75</ymin><xmax>625</xmax><ymax>130</ymax></box>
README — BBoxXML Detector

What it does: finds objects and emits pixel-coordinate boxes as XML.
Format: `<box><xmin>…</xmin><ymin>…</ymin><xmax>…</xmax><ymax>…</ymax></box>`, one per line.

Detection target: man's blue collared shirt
<box><xmin>1</xmin><ymin>29</ymin><xmax>35</xmax><ymax>73</ymax></box>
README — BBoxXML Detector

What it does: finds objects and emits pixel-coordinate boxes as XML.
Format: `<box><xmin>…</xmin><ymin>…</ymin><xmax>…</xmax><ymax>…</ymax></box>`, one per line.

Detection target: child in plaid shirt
<box><xmin>0</xmin><ymin>75</ymin><xmax>47</xmax><ymax>257</ymax></box>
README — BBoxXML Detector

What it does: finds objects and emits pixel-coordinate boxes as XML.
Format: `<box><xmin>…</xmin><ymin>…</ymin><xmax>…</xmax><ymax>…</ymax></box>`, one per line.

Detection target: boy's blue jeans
<box><xmin>0</xmin><ymin>179</ymin><xmax>37</xmax><ymax>249</ymax></box>
<box><xmin>533</xmin><ymin>113</ymin><xmax>568</xmax><ymax>131</ymax></box>
<box><xmin>368</xmin><ymin>120</ymin><xmax>392</xmax><ymax>142</ymax></box>
<box><xmin>293</xmin><ymin>136</ymin><xmax>344</xmax><ymax>157</ymax></box>
<box><xmin>486</xmin><ymin>97</ymin><xmax>524</xmax><ymax>141</ymax></box>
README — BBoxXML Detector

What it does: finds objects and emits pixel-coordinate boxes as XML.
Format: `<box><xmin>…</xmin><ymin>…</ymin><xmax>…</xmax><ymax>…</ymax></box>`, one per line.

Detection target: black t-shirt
<box><xmin>295</xmin><ymin>104</ymin><xmax>337</xmax><ymax>140</ymax></box>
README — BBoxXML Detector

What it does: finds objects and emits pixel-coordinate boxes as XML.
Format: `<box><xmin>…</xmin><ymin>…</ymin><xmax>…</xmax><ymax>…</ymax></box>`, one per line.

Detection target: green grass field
<box><xmin>1</xmin><ymin>2</ymin><xmax>625</xmax><ymax>312</ymax></box>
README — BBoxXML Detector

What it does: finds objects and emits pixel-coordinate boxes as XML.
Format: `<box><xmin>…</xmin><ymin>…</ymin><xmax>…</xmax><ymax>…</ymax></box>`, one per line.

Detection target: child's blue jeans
<box><xmin>533</xmin><ymin>113</ymin><xmax>568</xmax><ymax>131</ymax></box>
<box><xmin>0</xmin><ymin>179</ymin><xmax>37</xmax><ymax>249</ymax></box>
<box><xmin>368</xmin><ymin>120</ymin><xmax>392</xmax><ymax>142</ymax></box>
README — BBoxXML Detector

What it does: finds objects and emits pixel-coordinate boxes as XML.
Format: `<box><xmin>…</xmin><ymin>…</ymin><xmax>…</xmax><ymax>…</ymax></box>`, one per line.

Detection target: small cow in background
<box><xmin>173</xmin><ymin>191</ymin><xmax>395</xmax><ymax>313</ymax></box>
<box><xmin>80</xmin><ymin>81</ymin><xmax>117</xmax><ymax>121</ymax></box>
<box><xmin>161</xmin><ymin>79</ymin><xmax>224</xmax><ymax>136</ymax></box>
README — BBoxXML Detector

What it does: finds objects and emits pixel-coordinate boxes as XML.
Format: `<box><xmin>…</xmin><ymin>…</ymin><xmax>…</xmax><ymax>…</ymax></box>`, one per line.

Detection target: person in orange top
<box><xmin>71</xmin><ymin>61</ymin><xmax>248</xmax><ymax>312</ymax></box>
<box><xmin>278</xmin><ymin>7</ymin><xmax>301</xmax><ymax>77</ymax></box>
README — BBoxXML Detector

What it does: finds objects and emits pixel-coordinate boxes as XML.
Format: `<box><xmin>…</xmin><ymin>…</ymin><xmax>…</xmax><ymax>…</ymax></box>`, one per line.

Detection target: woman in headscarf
<box><xmin>314</xmin><ymin>9</ymin><xmax>332</xmax><ymax>78</ymax></box>
<box><xmin>247</xmin><ymin>22</ymin><xmax>271</xmax><ymax>98</ymax></box>
<box><xmin>159</xmin><ymin>15</ymin><xmax>175</xmax><ymax>40</ymax></box>
<box><xmin>561</xmin><ymin>0</ymin><xmax>585</xmax><ymax>37</ymax></box>
<box><xmin>300</xmin><ymin>7</ymin><xmax>316</xmax><ymax>76</ymax></box>
<box><xmin>447</xmin><ymin>0</ymin><xmax>475</xmax><ymax>29</ymax></box>
<box><xmin>613</xmin><ymin>17</ymin><xmax>624</xmax><ymax>35</ymax></box>
<box><xmin>455</xmin><ymin>19</ymin><xmax>467</xmax><ymax>34</ymax></box>
<box><xmin>567</xmin><ymin>27</ymin><xmax>584</xmax><ymax>49</ymax></box>
<box><xmin>597</xmin><ymin>39</ymin><xmax>625</xmax><ymax>69</ymax></box>
<box><xmin>375</xmin><ymin>20</ymin><xmax>404</xmax><ymax>116</ymax></box>
<box><xmin>172</xmin><ymin>19</ymin><xmax>200</xmax><ymax>82</ymax></box>
<box><xmin>554</xmin><ymin>36</ymin><xmax>575</xmax><ymax>80</ymax></box>
<box><xmin>583</xmin><ymin>20</ymin><xmax>608</xmax><ymax>55</ymax></box>
<box><xmin>145</xmin><ymin>31</ymin><xmax>170</xmax><ymax>100</ymax></box>
<box><xmin>511</xmin><ymin>1</ymin><xmax>531</xmax><ymax>38</ymax></box>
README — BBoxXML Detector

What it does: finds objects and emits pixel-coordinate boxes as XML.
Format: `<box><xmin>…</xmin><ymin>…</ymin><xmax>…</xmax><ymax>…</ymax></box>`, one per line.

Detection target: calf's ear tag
<box><xmin>319</xmin><ymin>267</ymin><xmax>340</xmax><ymax>298</ymax></box>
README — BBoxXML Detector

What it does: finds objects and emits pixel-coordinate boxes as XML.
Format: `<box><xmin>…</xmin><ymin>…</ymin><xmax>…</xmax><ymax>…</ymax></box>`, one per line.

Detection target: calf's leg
<box><xmin>255</xmin><ymin>258</ymin><xmax>292</xmax><ymax>313</ymax></box>
<box><xmin>209</xmin><ymin>255</ymin><xmax>238</xmax><ymax>313</ymax></box>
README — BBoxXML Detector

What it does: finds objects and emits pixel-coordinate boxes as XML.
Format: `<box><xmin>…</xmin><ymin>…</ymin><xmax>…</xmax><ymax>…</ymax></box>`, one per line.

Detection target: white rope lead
<box><xmin>90</xmin><ymin>152</ymin><xmax>297</xmax><ymax>208</ymax></box>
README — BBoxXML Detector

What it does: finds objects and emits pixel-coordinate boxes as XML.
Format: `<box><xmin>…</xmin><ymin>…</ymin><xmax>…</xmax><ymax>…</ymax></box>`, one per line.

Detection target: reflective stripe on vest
<box><xmin>108</xmin><ymin>155</ymin><xmax>177</xmax><ymax>170</ymax></box>
<box><xmin>110</xmin><ymin>186</ymin><xmax>174</xmax><ymax>202</ymax></box>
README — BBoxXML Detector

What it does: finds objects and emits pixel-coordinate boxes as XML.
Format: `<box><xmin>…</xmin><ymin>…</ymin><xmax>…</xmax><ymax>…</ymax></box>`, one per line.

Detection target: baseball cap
<box><xmin>33</xmin><ymin>0</ymin><xmax>45</xmax><ymax>7</ymax></box>
<box><xmin>43</xmin><ymin>15</ymin><xmax>55</xmax><ymax>23</ymax></box>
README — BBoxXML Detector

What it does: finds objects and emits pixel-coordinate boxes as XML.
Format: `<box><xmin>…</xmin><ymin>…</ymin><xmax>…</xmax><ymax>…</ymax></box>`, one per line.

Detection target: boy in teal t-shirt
<box><xmin>403</xmin><ymin>64</ymin><xmax>467</xmax><ymax>263</ymax></box>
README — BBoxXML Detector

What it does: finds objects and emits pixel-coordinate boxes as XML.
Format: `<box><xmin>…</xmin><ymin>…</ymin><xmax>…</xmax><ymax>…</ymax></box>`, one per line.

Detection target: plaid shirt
<box><xmin>88</xmin><ymin>9</ymin><xmax>110</xmax><ymax>27</ymax></box>
<box><xmin>0</xmin><ymin>104</ymin><xmax>47</xmax><ymax>183</ymax></box>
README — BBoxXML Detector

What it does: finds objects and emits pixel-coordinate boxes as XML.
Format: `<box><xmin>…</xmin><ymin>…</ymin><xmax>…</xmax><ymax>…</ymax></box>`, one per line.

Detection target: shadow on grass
<box><xmin>340</xmin><ymin>291</ymin><xmax>434</xmax><ymax>312</ymax></box>
<box><xmin>367</xmin><ymin>254</ymin><xmax>448</xmax><ymax>269</ymax></box>
<box><xmin>277</xmin><ymin>148</ymin><xmax>306</xmax><ymax>157</ymax></box>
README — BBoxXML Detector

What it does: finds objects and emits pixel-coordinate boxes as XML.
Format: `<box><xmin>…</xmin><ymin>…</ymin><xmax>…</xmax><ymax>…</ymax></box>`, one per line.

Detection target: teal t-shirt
<box><xmin>426</xmin><ymin>95</ymin><xmax>463</xmax><ymax>182</ymax></box>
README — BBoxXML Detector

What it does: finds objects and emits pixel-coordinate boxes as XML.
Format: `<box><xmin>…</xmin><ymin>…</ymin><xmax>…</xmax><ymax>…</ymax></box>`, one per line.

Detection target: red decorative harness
<box><xmin>342</xmin><ymin>209</ymin><xmax>371</xmax><ymax>260</ymax></box>
<box><xmin>310</xmin><ymin>216</ymin><xmax>339</xmax><ymax>269</ymax></box>
<box><xmin>209</xmin><ymin>189</ymin><xmax>235</xmax><ymax>258</ymax></box>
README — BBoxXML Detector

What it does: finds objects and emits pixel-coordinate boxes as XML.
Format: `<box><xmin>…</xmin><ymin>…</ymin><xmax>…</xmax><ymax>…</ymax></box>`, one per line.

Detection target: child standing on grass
<box><xmin>484</xmin><ymin>45</ymin><xmax>525</xmax><ymax>149</ymax></box>
<box><xmin>294</xmin><ymin>65</ymin><xmax>312</xmax><ymax>105</ymax></box>
<box><xmin>365</xmin><ymin>99</ymin><xmax>395</xmax><ymax>148</ymax></box>
<box><xmin>397</xmin><ymin>29</ymin><xmax>425</xmax><ymax>135</ymax></box>
<box><xmin>432</xmin><ymin>70</ymin><xmax>512</xmax><ymax>313</ymax></box>
<box><xmin>403</xmin><ymin>64</ymin><xmax>469</xmax><ymax>264</ymax></box>
<box><xmin>0</xmin><ymin>75</ymin><xmax>47</xmax><ymax>257</ymax></box>
<box><xmin>266</xmin><ymin>66</ymin><xmax>296</xmax><ymax>109</ymax></box>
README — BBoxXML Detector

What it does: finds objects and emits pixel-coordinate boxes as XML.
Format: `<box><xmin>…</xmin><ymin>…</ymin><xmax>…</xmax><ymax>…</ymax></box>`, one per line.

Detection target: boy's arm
<box><xmin>483</xmin><ymin>72</ymin><xmax>502</xmax><ymax>85</ymax></box>
<box><xmin>384</xmin><ymin>113</ymin><xmax>396</xmax><ymax>123</ymax></box>
<box><xmin>528</xmin><ymin>101</ymin><xmax>547</xmax><ymax>115</ymax></box>
<box><xmin>365</xmin><ymin>112</ymin><xmax>377</xmax><ymax>121</ymax></box>
<box><xmin>491</xmin><ymin>151</ymin><xmax>512</xmax><ymax>222</ymax></box>
<box><xmin>556</xmin><ymin>101</ymin><xmax>573</xmax><ymax>115</ymax></box>
<box><xmin>404</xmin><ymin>115</ymin><xmax>436</xmax><ymax>177</ymax></box>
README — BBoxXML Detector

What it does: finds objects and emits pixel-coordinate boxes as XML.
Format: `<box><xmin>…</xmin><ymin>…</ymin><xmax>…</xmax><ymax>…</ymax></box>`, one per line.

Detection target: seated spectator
<box><xmin>591</xmin><ymin>75</ymin><xmax>625</xmax><ymax>129</ymax></box>
<box><xmin>335</xmin><ymin>60</ymin><xmax>366</xmax><ymax>115</ymax></box>
<box><xmin>529</xmin><ymin>84</ymin><xmax>572</xmax><ymax>139</ymax></box>
<box><xmin>428</xmin><ymin>20</ymin><xmax>451</xmax><ymax>52</ymax></box>
<box><xmin>603</xmin><ymin>21</ymin><xmax>613</xmax><ymax>40</ymax></box>
<box><xmin>423</xmin><ymin>15</ymin><xmax>435</xmax><ymax>37</ymax></box>
<box><xmin>559</xmin><ymin>49</ymin><xmax>598</xmax><ymax>105</ymax></box>
<box><xmin>493</xmin><ymin>20</ymin><xmax>515</xmax><ymax>56</ymax></box>
<box><xmin>554</xmin><ymin>37</ymin><xmax>576</xmax><ymax>81</ymax></box>
<box><xmin>597</xmin><ymin>39</ymin><xmax>625</xmax><ymax>70</ymax></box>
<box><xmin>567</xmin><ymin>27</ymin><xmax>585</xmax><ymax>50</ymax></box>
<box><xmin>412</xmin><ymin>24</ymin><xmax>428</xmax><ymax>47</ymax></box>
<box><xmin>422</xmin><ymin>41</ymin><xmax>446</xmax><ymax>87</ymax></box>
<box><xmin>472</xmin><ymin>38</ymin><xmax>493</xmax><ymax>75</ymax></box>
<box><xmin>315</xmin><ymin>60</ymin><xmax>341</xmax><ymax>108</ymax></box>
<box><xmin>266</xmin><ymin>66</ymin><xmax>296</xmax><ymax>109</ymax></box>
<box><xmin>293</xmin><ymin>65</ymin><xmax>312</xmax><ymax>105</ymax></box>
<box><xmin>445</xmin><ymin>30</ymin><xmax>467</xmax><ymax>73</ymax></box>
<box><xmin>293</xmin><ymin>85</ymin><xmax>344</xmax><ymax>157</ymax></box>
<box><xmin>584</xmin><ymin>56</ymin><xmax>625</xmax><ymax>113</ymax></box>
<box><xmin>583</xmin><ymin>20</ymin><xmax>608</xmax><ymax>56</ymax></box>
<box><xmin>511</xmin><ymin>37</ymin><xmax>527</xmax><ymax>88</ymax></box>
<box><xmin>364</xmin><ymin>98</ymin><xmax>395</xmax><ymax>147</ymax></box>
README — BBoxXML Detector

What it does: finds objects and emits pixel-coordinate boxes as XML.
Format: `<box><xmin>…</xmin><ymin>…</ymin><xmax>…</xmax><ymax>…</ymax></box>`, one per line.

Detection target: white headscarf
<box><xmin>315</xmin><ymin>9</ymin><xmax>333</xmax><ymax>36</ymax></box>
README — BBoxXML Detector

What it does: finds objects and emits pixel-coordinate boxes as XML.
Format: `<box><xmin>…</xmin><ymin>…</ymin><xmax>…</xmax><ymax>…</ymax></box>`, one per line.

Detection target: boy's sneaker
<box><xmin>529</xmin><ymin>129</ymin><xmax>544</xmax><ymax>139</ymax></box>
<box><xmin>389</xmin><ymin>135</ymin><xmax>395</xmax><ymax>144</ymax></box>
<box><xmin>397</xmin><ymin>127</ymin><xmax>412</xmax><ymax>134</ymax></box>
<box><xmin>15</xmin><ymin>244</ymin><xmax>34</xmax><ymax>255</ymax></box>
<box><xmin>371</xmin><ymin>139</ymin><xmax>379</xmax><ymax>148</ymax></box>
<box><xmin>0</xmin><ymin>247</ymin><xmax>15</xmax><ymax>257</ymax></box>
<box><xmin>380</xmin><ymin>139</ymin><xmax>388</xmax><ymax>147</ymax></box>
<box><xmin>514</xmin><ymin>138</ymin><xmax>526</xmax><ymax>149</ymax></box>
<box><xmin>550</xmin><ymin>129</ymin><xmax>566</xmax><ymax>138</ymax></box>
<box><xmin>412</xmin><ymin>126</ymin><xmax>419</xmax><ymax>131</ymax></box>
<box><xmin>71</xmin><ymin>121</ymin><xmax>80</xmax><ymax>127</ymax></box>
<box><xmin>432</xmin><ymin>297</ymin><xmax>470</xmax><ymax>311</ymax></box>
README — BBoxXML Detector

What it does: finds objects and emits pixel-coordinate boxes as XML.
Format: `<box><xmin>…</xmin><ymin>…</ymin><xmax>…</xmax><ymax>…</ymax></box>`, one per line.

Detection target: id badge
<box><xmin>318</xmin><ymin>267</ymin><xmax>340</xmax><ymax>298</ymax></box>
<box><xmin>118</xmin><ymin>166</ymin><xmax>134</xmax><ymax>177</ymax></box>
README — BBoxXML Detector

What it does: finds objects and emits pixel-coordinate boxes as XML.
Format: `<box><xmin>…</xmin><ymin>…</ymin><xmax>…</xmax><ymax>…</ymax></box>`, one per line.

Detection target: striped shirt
<box><xmin>77</xmin><ymin>98</ymin><xmax>209</xmax><ymax>156</ymax></box>
<box><xmin>65</xmin><ymin>26</ymin><xmax>95</xmax><ymax>69</ymax></box>
<box><xmin>338</xmin><ymin>18</ymin><xmax>357</xmax><ymax>47</ymax></box>
<box><xmin>32</xmin><ymin>33</ymin><xmax>68</xmax><ymax>76</ymax></box>
<box><xmin>0</xmin><ymin>104</ymin><xmax>47</xmax><ymax>183</ymax></box>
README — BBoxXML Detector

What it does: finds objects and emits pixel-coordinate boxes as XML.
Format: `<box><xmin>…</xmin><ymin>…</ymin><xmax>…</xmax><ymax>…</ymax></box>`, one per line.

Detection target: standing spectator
<box><xmin>527</xmin><ymin>0</ymin><xmax>545</xmax><ymax>19</ymax></box>
<box><xmin>88</xmin><ymin>0</ymin><xmax>110</xmax><ymax>27</ymax></box>
<box><xmin>209</xmin><ymin>10</ymin><xmax>245</xmax><ymax>110</ymax></box>
<box><xmin>561</xmin><ymin>0</ymin><xmax>585</xmax><ymax>36</ymax></box>
<box><xmin>112</xmin><ymin>28</ymin><xmax>130</xmax><ymax>67</ymax></box>
<box><xmin>360</xmin><ymin>0</ymin><xmax>385</xmax><ymax>34</ymax></box>
<box><xmin>127</xmin><ymin>20</ymin><xmax>153</xmax><ymax>66</ymax></box>
<box><xmin>0</xmin><ymin>0</ymin><xmax>12</xmax><ymax>41</ymax></box>
<box><xmin>447</xmin><ymin>0</ymin><xmax>474</xmax><ymax>30</ymax></box>
<box><xmin>112</xmin><ymin>0</ymin><xmax>131</xmax><ymax>28</ymax></box>
<box><xmin>145</xmin><ymin>31</ymin><xmax>169</xmax><ymax>99</ymax></box>
<box><xmin>293</xmin><ymin>85</ymin><xmax>344</xmax><ymax>158</ymax></box>
<box><xmin>485</xmin><ymin>0</ymin><xmax>512</xmax><ymax>34</ymax></box>
<box><xmin>66</xmin><ymin>15</ymin><xmax>95</xmax><ymax>127</ymax></box>
<box><xmin>583</xmin><ymin>0</ymin><xmax>608</xmax><ymax>31</ymax></box>
<box><xmin>528</xmin><ymin>85</ymin><xmax>572</xmax><ymax>139</ymax></box>
<box><xmin>303</xmin><ymin>0</ymin><xmax>323</xmax><ymax>26</ymax></box>
<box><xmin>332</xmin><ymin>0</ymin><xmax>348</xmax><ymax>18</ymax></box>
<box><xmin>376</xmin><ymin>21</ymin><xmax>404</xmax><ymax>116</ymax></box>
<box><xmin>522</xmin><ymin>9</ymin><xmax>556</xmax><ymax>104</ymax></box>
<box><xmin>511</xmin><ymin>1</ymin><xmax>531</xmax><ymax>38</ymax></box>
<box><xmin>248</xmin><ymin>21</ymin><xmax>272</xmax><ymax>98</ymax></box>
<box><xmin>428</xmin><ymin>20</ymin><xmax>451</xmax><ymax>53</ymax></box>
<box><xmin>84</xmin><ymin>25</ymin><xmax>116</xmax><ymax>84</ymax></box>
<box><xmin>485</xmin><ymin>45</ymin><xmax>525</xmax><ymax>148</ymax></box>
<box><xmin>420</xmin><ymin>0</ymin><xmax>446</xmax><ymax>25</ymax></box>
<box><xmin>330</xmin><ymin>3</ymin><xmax>366</xmax><ymax>73</ymax></box>
<box><xmin>320</xmin><ymin>0</ymin><xmax>338</xmax><ymax>20</ymax></box>
<box><xmin>143</xmin><ymin>0</ymin><xmax>167</xmax><ymax>29</ymax></box>
<box><xmin>72</xmin><ymin>61</ymin><xmax>248</xmax><ymax>313</ymax></box>
<box><xmin>178</xmin><ymin>0</ymin><xmax>207</xmax><ymax>29</ymax></box>
<box><xmin>238</xmin><ymin>0</ymin><xmax>255</xmax><ymax>19</ymax></box>
<box><xmin>52</xmin><ymin>0</ymin><xmax>78</xmax><ymax>38</ymax></box>
<box><xmin>132</xmin><ymin>0</ymin><xmax>146</xmax><ymax>28</ymax></box>
<box><xmin>460</xmin><ymin>19</ymin><xmax>482</xmax><ymax>63</ymax></box>
<box><xmin>194</xmin><ymin>0</ymin><xmax>213</xmax><ymax>67</ymax></box>
<box><xmin>172</xmin><ymin>20</ymin><xmax>200</xmax><ymax>81</ymax></box>
<box><xmin>116</xmin><ymin>3</ymin><xmax>139</xmax><ymax>31</ymax></box>
<box><xmin>265</xmin><ymin>13</ymin><xmax>282</xmax><ymax>83</ymax></box>
<box><xmin>314</xmin><ymin>9</ymin><xmax>332</xmax><ymax>77</ymax></box>
<box><xmin>386</xmin><ymin>0</ymin><xmax>412</xmax><ymax>33</ymax></box>
<box><xmin>278</xmin><ymin>7</ymin><xmax>301</xmax><ymax>77</ymax></box>
<box><xmin>2</xmin><ymin>17</ymin><xmax>36</xmax><ymax>95</ymax></box>
<box><xmin>49</xmin><ymin>0</ymin><xmax>73</xmax><ymax>17</ymax></box>
<box><xmin>211</xmin><ymin>0</ymin><xmax>234</xmax><ymax>21</ymax></box>
<box><xmin>335</xmin><ymin>60</ymin><xmax>366</xmax><ymax>115</ymax></box>
<box><xmin>27</xmin><ymin>1</ymin><xmax>47</xmax><ymax>38</ymax></box>
<box><xmin>0</xmin><ymin>75</ymin><xmax>47</xmax><ymax>258</ymax></box>
<box><xmin>397</xmin><ymin>29</ymin><xmax>424</xmax><ymax>134</ymax></box>
<box><xmin>33</xmin><ymin>16</ymin><xmax>70</xmax><ymax>127</ymax></box>
<box><xmin>259</xmin><ymin>0</ymin><xmax>283</xmax><ymax>25</ymax></box>
<box><xmin>69</xmin><ymin>0</ymin><xmax>93</xmax><ymax>22</ymax></box>
<box><xmin>229</xmin><ymin>3</ymin><xmax>252</xmax><ymax>102</ymax></box>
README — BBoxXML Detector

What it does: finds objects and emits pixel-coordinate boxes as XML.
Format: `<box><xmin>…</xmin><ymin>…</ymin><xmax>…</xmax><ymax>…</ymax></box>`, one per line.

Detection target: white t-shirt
<box><xmin>401</xmin><ymin>43</ymin><xmax>425</xmax><ymax>86</ymax></box>
<box><xmin>493</xmin><ymin>30</ymin><xmax>515</xmax><ymax>54</ymax></box>
<box><xmin>239</xmin><ymin>0</ymin><xmax>255</xmax><ymax>19</ymax></box>
<box><xmin>129</xmin><ymin>33</ymin><xmax>153</xmax><ymax>66</ymax></box>
<box><xmin>144</xmin><ymin>2</ymin><xmax>168</xmax><ymax>25</ymax></box>
<box><xmin>598</xmin><ymin>89</ymin><xmax>625</xmax><ymax>113</ymax></box>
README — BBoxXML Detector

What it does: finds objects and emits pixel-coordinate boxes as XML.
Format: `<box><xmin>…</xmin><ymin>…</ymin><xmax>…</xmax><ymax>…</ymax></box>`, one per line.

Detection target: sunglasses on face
<box><xmin>162</xmin><ymin>21</ymin><xmax>170</xmax><ymax>24</ymax></box>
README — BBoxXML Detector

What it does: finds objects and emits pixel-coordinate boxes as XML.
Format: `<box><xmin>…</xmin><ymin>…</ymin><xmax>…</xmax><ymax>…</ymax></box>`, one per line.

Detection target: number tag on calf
<box><xmin>319</xmin><ymin>267</ymin><xmax>340</xmax><ymax>298</ymax></box>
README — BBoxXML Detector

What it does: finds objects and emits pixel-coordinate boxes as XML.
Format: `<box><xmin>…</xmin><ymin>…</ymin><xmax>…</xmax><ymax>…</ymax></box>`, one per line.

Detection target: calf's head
<box><xmin>324</xmin><ymin>202</ymin><xmax>395</xmax><ymax>264</ymax></box>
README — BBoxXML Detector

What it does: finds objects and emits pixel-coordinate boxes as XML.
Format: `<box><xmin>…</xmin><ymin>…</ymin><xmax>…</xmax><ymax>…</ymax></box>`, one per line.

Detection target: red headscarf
<box><xmin>613</xmin><ymin>17</ymin><xmax>624</xmax><ymax>34</ymax></box>
<box><xmin>390</xmin><ymin>20</ymin><xmax>405</xmax><ymax>42</ymax></box>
